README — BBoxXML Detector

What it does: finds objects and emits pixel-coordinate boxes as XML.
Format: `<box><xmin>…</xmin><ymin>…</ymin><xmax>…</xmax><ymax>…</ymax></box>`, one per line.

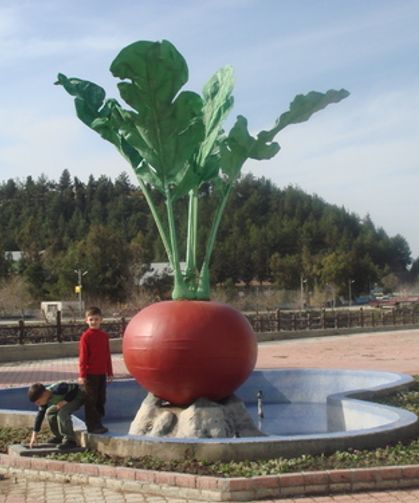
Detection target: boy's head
<box><xmin>28</xmin><ymin>383</ymin><xmax>51</xmax><ymax>406</ymax></box>
<box><xmin>85</xmin><ymin>306</ymin><xmax>103</xmax><ymax>330</ymax></box>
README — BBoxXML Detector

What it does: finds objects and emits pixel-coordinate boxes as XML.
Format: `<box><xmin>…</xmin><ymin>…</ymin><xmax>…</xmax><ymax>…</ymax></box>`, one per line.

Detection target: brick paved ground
<box><xmin>0</xmin><ymin>328</ymin><xmax>418</xmax><ymax>502</ymax></box>
<box><xmin>1</xmin><ymin>477</ymin><xmax>419</xmax><ymax>502</ymax></box>
<box><xmin>0</xmin><ymin>328</ymin><xmax>418</xmax><ymax>389</ymax></box>
<box><xmin>256</xmin><ymin>329</ymin><xmax>419</xmax><ymax>375</ymax></box>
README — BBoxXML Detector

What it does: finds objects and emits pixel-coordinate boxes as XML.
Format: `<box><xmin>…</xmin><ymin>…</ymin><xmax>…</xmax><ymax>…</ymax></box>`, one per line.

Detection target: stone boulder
<box><xmin>129</xmin><ymin>393</ymin><xmax>265</xmax><ymax>438</ymax></box>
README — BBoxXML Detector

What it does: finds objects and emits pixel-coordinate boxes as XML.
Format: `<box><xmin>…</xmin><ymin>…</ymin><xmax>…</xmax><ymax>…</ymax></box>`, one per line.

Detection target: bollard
<box><xmin>257</xmin><ymin>390</ymin><xmax>264</xmax><ymax>418</ymax></box>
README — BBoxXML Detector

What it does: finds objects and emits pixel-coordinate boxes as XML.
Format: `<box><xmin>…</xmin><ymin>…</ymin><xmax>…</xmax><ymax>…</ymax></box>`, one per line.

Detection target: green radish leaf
<box><xmin>257</xmin><ymin>89</ymin><xmax>350</xmax><ymax>143</ymax></box>
<box><xmin>110</xmin><ymin>40</ymin><xmax>205</xmax><ymax>191</ymax></box>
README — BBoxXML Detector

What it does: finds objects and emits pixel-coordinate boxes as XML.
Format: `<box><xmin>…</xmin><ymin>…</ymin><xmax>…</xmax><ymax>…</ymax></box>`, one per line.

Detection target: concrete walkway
<box><xmin>0</xmin><ymin>328</ymin><xmax>418</xmax><ymax>502</ymax></box>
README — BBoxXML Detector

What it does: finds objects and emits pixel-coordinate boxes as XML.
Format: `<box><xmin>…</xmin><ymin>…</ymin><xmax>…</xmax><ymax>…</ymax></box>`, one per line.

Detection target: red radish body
<box><xmin>123</xmin><ymin>300</ymin><xmax>257</xmax><ymax>405</ymax></box>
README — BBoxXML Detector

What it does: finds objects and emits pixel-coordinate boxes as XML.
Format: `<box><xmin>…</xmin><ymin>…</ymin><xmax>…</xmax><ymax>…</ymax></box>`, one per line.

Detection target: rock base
<box><xmin>129</xmin><ymin>393</ymin><xmax>265</xmax><ymax>438</ymax></box>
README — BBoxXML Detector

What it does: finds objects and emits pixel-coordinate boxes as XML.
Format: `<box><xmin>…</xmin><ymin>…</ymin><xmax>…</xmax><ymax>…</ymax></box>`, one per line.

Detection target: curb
<box><xmin>1</xmin><ymin>453</ymin><xmax>419</xmax><ymax>501</ymax></box>
<box><xmin>256</xmin><ymin>324</ymin><xmax>419</xmax><ymax>343</ymax></box>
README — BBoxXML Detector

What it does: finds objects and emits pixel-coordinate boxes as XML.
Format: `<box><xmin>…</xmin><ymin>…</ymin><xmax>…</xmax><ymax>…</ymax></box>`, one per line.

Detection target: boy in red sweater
<box><xmin>78</xmin><ymin>306</ymin><xmax>113</xmax><ymax>434</ymax></box>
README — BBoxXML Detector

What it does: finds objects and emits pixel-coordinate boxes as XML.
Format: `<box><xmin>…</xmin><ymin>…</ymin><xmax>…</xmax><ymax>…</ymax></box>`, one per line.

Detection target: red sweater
<box><xmin>79</xmin><ymin>328</ymin><xmax>113</xmax><ymax>378</ymax></box>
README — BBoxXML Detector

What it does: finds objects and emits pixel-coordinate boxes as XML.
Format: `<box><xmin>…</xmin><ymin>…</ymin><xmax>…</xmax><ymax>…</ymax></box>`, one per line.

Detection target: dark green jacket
<box><xmin>33</xmin><ymin>382</ymin><xmax>80</xmax><ymax>432</ymax></box>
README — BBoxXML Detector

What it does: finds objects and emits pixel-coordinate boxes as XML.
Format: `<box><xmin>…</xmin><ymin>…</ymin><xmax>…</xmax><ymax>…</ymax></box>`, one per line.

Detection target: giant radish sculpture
<box><xmin>57</xmin><ymin>40</ymin><xmax>349</xmax><ymax>405</ymax></box>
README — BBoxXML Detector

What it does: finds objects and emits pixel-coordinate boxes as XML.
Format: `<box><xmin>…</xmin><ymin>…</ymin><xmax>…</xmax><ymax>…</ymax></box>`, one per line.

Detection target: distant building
<box><xmin>138</xmin><ymin>262</ymin><xmax>187</xmax><ymax>286</ymax></box>
<box><xmin>40</xmin><ymin>301</ymin><xmax>83</xmax><ymax>321</ymax></box>
<box><xmin>4</xmin><ymin>251</ymin><xmax>23</xmax><ymax>262</ymax></box>
<box><xmin>4</xmin><ymin>250</ymin><xmax>45</xmax><ymax>262</ymax></box>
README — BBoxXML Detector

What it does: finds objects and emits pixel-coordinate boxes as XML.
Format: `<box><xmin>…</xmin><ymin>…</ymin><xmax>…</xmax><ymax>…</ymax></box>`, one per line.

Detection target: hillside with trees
<box><xmin>0</xmin><ymin>170</ymin><xmax>417</xmax><ymax>306</ymax></box>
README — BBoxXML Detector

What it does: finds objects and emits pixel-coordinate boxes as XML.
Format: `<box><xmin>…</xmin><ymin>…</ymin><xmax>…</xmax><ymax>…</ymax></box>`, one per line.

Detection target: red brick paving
<box><xmin>0</xmin><ymin>328</ymin><xmax>418</xmax><ymax>389</ymax></box>
<box><xmin>256</xmin><ymin>329</ymin><xmax>419</xmax><ymax>375</ymax></box>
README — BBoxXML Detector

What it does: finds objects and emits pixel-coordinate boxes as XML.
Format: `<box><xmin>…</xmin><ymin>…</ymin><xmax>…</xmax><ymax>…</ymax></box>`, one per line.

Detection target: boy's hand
<box><xmin>78</xmin><ymin>377</ymin><xmax>86</xmax><ymax>385</ymax></box>
<box><xmin>56</xmin><ymin>400</ymin><xmax>67</xmax><ymax>410</ymax></box>
<box><xmin>29</xmin><ymin>431</ymin><xmax>37</xmax><ymax>448</ymax></box>
<box><xmin>107</xmin><ymin>376</ymin><xmax>113</xmax><ymax>384</ymax></box>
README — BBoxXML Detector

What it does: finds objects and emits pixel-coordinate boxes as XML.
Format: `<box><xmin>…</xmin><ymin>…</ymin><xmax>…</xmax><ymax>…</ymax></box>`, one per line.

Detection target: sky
<box><xmin>0</xmin><ymin>0</ymin><xmax>419</xmax><ymax>257</ymax></box>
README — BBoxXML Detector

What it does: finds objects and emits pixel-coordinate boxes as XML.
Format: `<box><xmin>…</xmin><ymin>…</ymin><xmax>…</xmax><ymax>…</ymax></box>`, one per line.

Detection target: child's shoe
<box><xmin>88</xmin><ymin>425</ymin><xmax>108</xmax><ymax>434</ymax></box>
<box><xmin>58</xmin><ymin>439</ymin><xmax>77</xmax><ymax>450</ymax></box>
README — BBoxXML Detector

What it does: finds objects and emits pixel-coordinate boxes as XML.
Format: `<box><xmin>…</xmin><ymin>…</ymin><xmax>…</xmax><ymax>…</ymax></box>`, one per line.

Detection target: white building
<box><xmin>138</xmin><ymin>262</ymin><xmax>187</xmax><ymax>286</ymax></box>
<box><xmin>4</xmin><ymin>251</ymin><xmax>23</xmax><ymax>262</ymax></box>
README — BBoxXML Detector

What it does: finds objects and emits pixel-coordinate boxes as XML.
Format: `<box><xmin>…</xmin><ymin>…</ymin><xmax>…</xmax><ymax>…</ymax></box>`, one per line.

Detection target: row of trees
<box><xmin>0</xmin><ymin>170</ymin><xmax>417</xmax><ymax>304</ymax></box>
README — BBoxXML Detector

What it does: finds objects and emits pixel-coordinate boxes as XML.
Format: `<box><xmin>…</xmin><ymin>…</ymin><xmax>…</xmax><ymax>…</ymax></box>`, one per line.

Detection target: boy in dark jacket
<box><xmin>28</xmin><ymin>381</ymin><xmax>85</xmax><ymax>449</ymax></box>
<box><xmin>78</xmin><ymin>306</ymin><xmax>113</xmax><ymax>434</ymax></box>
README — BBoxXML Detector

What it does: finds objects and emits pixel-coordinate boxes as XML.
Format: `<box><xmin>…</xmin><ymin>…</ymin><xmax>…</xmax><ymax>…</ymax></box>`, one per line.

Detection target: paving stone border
<box><xmin>1</xmin><ymin>453</ymin><xmax>419</xmax><ymax>501</ymax></box>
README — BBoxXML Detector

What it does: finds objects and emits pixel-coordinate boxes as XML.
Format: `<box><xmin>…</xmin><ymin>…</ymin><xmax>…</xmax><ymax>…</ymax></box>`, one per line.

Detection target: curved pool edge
<box><xmin>0</xmin><ymin>368</ymin><xmax>418</xmax><ymax>462</ymax></box>
<box><xmin>85</xmin><ymin>369</ymin><xmax>419</xmax><ymax>460</ymax></box>
<box><xmin>83</xmin><ymin>417</ymin><xmax>419</xmax><ymax>462</ymax></box>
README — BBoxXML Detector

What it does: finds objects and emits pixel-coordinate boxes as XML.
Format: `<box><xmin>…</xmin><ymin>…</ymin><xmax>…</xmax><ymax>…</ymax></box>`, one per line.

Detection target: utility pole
<box><xmin>74</xmin><ymin>269</ymin><xmax>88</xmax><ymax>318</ymax></box>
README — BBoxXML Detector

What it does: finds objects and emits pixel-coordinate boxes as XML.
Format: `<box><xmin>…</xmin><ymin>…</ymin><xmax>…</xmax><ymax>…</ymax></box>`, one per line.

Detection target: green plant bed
<box><xmin>0</xmin><ymin>427</ymin><xmax>50</xmax><ymax>453</ymax></box>
<box><xmin>45</xmin><ymin>440</ymin><xmax>419</xmax><ymax>478</ymax></box>
<box><xmin>373</xmin><ymin>376</ymin><xmax>419</xmax><ymax>416</ymax></box>
<box><xmin>2</xmin><ymin>435</ymin><xmax>419</xmax><ymax>478</ymax></box>
<box><xmin>1</xmin><ymin>378</ymin><xmax>418</xmax><ymax>478</ymax></box>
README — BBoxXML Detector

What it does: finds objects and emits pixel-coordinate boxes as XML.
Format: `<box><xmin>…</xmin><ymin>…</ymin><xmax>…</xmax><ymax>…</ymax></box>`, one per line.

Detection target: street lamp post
<box><xmin>300</xmin><ymin>274</ymin><xmax>307</xmax><ymax>310</ymax></box>
<box><xmin>348</xmin><ymin>279</ymin><xmax>355</xmax><ymax>307</ymax></box>
<box><xmin>74</xmin><ymin>269</ymin><xmax>88</xmax><ymax>318</ymax></box>
<box><xmin>325</xmin><ymin>284</ymin><xmax>336</xmax><ymax>309</ymax></box>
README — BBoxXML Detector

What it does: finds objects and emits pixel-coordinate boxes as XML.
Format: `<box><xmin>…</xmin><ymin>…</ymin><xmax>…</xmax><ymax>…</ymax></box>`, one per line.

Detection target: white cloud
<box><xmin>0</xmin><ymin>107</ymin><xmax>129</xmax><ymax>182</ymax></box>
<box><xmin>0</xmin><ymin>6</ymin><xmax>20</xmax><ymax>38</ymax></box>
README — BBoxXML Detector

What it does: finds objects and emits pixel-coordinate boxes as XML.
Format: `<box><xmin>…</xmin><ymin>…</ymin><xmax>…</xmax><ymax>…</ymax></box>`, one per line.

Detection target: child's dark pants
<box><xmin>46</xmin><ymin>388</ymin><xmax>85</xmax><ymax>442</ymax></box>
<box><xmin>84</xmin><ymin>374</ymin><xmax>107</xmax><ymax>432</ymax></box>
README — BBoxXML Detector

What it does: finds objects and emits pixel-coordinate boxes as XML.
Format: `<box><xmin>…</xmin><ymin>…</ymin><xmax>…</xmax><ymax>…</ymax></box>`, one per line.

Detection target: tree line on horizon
<box><xmin>0</xmin><ymin>169</ymin><xmax>418</xmax><ymax>304</ymax></box>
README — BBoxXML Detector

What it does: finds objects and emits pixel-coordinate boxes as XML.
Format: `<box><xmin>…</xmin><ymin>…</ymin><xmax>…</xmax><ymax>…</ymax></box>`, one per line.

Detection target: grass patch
<box><xmin>1</xmin><ymin>377</ymin><xmax>418</xmax><ymax>477</ymax></box>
